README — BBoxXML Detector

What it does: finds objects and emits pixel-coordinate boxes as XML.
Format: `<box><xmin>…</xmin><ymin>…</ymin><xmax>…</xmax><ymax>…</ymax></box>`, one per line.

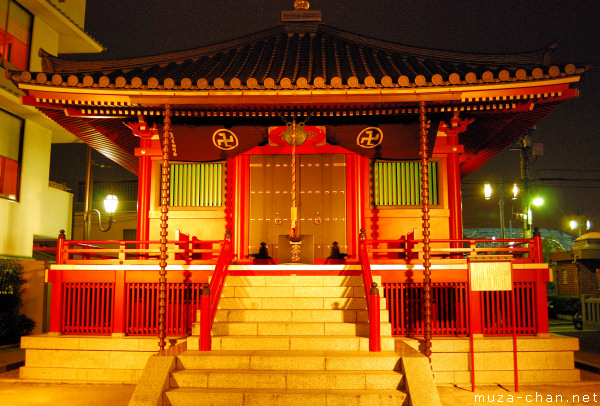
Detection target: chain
<box><xmin>158</xmin><ymin>104</ymin><xmax>171</xmax><ymax>351</ymax></box>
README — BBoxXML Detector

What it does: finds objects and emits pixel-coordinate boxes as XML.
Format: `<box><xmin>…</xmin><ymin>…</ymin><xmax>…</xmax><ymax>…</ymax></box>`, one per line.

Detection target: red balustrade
<box><xmin>50</xmin><ymin>232</ymin><xmax>547</xmax><ymax>338</ymax></box>
<box><xmin>358</xmin><ymin>230</ymin><xmax>381</xmax><ymax>352</ymax></box>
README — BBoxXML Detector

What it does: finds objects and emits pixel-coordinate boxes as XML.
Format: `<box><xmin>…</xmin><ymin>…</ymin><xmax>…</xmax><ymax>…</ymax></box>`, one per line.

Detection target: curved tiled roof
<box><xmin>23</xmin><ymin>24</ymin><xmax>584</xmax><ymax>91</ymax></box>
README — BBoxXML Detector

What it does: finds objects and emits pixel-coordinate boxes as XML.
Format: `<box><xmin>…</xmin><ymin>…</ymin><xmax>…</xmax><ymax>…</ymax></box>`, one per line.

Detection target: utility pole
<box><xmin>519</xmin><ymin>139</ymin><xmax>531</xmax><ymax>239</ymax></box>
<box><xmin>83</xmin><ymin>145</ymin><xmax>93</xmax><ymax>240</ymax></box>
<box><xmin>516</xmin><ymin>127</ymin><xmax>543</xmax><ymax>239</ymax></box>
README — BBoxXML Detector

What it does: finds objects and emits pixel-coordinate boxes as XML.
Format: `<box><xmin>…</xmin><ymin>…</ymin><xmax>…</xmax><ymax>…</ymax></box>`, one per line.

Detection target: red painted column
<box><xmin>239</xmin><ymin>155</ymin><xmax>250</xmax><ymax>260</ymax></box>
<box><xmin>469</xmin><ymin>290</ymin><xmax>483</xmax><ymax>334</ymax></box>
<box><xmin>345</xmin><ymin>153</ymin><xmax>357</xmax><ymax>257</ymax></box>
<box><xmin>131</xmin><ymin>123</ymin><xmax>161</xmax><ymax>248</ymax></box>
<box><xmin>345</xmin><ymin>153</ymin><xmax>367</xmax><ymax>258</ymax></box>
<box><xmin>226</xmin><ymin>154</ymin><xmax>249</xmax><ymax>260</ymax></box>
<box><xmin>112</xmin><ymin>269</ymin><xmax>126</xmax><ymax>335</ymax></box>
<box><xmin>447</xmin><ymin>134</ymin><xmax>463</xmax><ymax>243</ymax></box>
<box><xmin>438</xmin><ymin>118</ymin><xmax>470</xmax><ymax>245</ymax></box>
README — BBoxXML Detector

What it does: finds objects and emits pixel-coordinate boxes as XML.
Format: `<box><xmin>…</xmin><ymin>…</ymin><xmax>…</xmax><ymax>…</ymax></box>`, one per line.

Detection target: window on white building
<box><xmin>0</xmin><ymin>108</ymin><xmax>23</xmax><ymax>200</ymax></box>
<box><xmin>0</xmin><ymin>0</ymin><xmax>33</xmax><ymax>71</ymax></box>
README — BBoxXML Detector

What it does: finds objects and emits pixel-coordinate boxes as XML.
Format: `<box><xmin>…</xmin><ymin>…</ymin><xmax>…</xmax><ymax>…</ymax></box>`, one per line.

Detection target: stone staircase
<box><xmin>164</xmin><ymin>274</ymin><xmax>408</xmax><ymax>405</ymax></box>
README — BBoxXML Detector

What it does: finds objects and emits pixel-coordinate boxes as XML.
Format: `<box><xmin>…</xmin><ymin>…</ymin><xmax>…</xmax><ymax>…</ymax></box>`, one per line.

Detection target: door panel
<box><xmin>249</xmin><ymin>154</ymin><xmax>346</xmax><ymax>261</ymax></box>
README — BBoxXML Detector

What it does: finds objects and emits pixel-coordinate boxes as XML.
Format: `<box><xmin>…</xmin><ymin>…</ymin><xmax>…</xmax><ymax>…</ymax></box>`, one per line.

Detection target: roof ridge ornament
<box><xmin>282</xmin><ymin>1</ymin><xmax>321</xmax><ymax>31</ymax></box>
<box><xmin>294</xmin><ymin>0</ymin><xmax>310</xmax><ymax>9</ymax></box>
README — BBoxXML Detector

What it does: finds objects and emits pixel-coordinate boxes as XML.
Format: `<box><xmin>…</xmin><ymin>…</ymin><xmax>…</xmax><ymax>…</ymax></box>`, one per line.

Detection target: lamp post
<box><xmin>84</xmin><ymin>194</ymin><xmax>119</xmax><ymax>238</ymax></box>
<box><xmin>484</xmin><ymin>183</ymin><xmax>518</xmax><ymax>239</ymax></box>
<box><xmin>82</xmin><ymin>145</ymin><xmax>119</xmax><ymax>239</ymax></box>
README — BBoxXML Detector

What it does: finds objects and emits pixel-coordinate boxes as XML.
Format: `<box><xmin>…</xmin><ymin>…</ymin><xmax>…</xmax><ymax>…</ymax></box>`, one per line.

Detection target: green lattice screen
<box><xmin>373</xmin><ymin>161</ymin><xmax>438</xmax><ymax>206</ymax></box>
<box><xmin>169</xmin><ymin>163</ymin><xmax>224</xmax><ymax>207</ymax></box>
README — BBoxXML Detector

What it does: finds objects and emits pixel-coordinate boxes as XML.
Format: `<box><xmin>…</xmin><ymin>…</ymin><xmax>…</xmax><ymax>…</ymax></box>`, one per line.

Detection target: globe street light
<box><xmin>85</xmin><ymin>194</ymin><xmax>119</xmax><ymax>234</ymax></box>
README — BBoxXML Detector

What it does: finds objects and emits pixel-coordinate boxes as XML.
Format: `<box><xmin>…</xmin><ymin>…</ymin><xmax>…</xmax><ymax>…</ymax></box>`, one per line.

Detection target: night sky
<box><xmin>54</xmin><ymin>0</ymin><xmax>600</xmax><ymax>233</ymax></box>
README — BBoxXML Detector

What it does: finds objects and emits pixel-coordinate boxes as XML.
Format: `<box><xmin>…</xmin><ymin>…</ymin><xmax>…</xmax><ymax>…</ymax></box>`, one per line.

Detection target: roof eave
<box><xmin>16</xmin><ymin>76</ymin><xmax>581</xmax><ymax>108</ymax></box>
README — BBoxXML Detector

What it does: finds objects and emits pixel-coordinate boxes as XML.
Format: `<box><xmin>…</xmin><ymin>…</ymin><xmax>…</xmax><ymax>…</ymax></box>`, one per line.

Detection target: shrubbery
<box><xmin>0</xmin><ymin>260</ymin><xmax>35</xmax><ymax>345</ymax></box>
<box><xmin>547</xmin><ymin>294</ymin><xmax>581</xmax><ymax>316</ymax></box>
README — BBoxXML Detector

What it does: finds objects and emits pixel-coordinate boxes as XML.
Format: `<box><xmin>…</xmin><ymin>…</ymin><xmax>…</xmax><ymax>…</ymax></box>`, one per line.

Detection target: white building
<box><xmin>0</xmin><ymin>0</ymin><xmax>102</xmax><ymax>257</ymax></box>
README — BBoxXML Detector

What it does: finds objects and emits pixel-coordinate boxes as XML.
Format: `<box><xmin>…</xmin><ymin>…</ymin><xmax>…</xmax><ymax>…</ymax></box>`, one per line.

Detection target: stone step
<box><xmin>176</xmin><ymin>350</ymin><xmax>402</xmax><ymax>371</ymax></box>
<box><xmin>197</xmin><ymin>335</ymin><xmax>396</xmax><ymax>352</ymax></box>
<box><xmin>216</xmin><ymin>296</ymin><xmax>387</xmax><ymax>310</ymax></box>
<box><xmin>202</xmin><ymin>321</ymin><xmax>392</xmax><ymax>337</ymax></box>
<box><xmin>164</xmin><ymin>387</ymin><xmax>408</xmax><ymax>406</ymax></box>
<box><xmin>170</xmin><ymin>369</ymin><xmax>404</xmax><ymax>390</ymax></box>
<box><xmin>221</xmin><ymin>286</ymin><xmax>370</xmax><ymax>299</ymax></box>
<box><xmin>210</xmin><ymin>308</ymin><xmax>390</xmax><ymax>323</ymax></box>
<box><xmin>221</xmin><ymin>275</ymin><xmax>382</xmax><ymax>288</ymax></box>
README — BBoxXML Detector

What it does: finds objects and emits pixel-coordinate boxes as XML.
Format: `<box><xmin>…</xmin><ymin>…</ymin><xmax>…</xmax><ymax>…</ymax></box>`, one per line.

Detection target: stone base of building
<box><xmin>400</xmin><ymin>335</ymin><xmax>580</xmax><ymax>385</ymax></box>
<box><xmin>19</xmin><ymin>334</ymin><xmax>579</xmax><ymax>386</ymax></box>
<box><xmin>19</xmin><ymin>335</ymin><xmax>185</xmax><ymax>383</ymax></box>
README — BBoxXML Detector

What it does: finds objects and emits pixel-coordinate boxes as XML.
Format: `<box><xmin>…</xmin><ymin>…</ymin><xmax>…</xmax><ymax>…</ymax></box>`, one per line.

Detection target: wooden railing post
<box><xmin>56</xmin><ymin>229</ymin><xmax>66</xmax><ymax>264</ymax></box>
<box><xmin>358</xmin><ymin>229</ymin><xmax>381</xmax><ymax>352</ymax></box>
<box><xmin>49</xmin><ymin>230</ymin><xmax>66</xmax><ymax>334</ymax></box>
<box><xmin>112</xmin><ymin>269</ymin><xmax>126</xmax><ymax>336</ymax></box>
<box><xmin>531</xmin><ymin>227</ymin><xmax>543</xmax><ymax>264</ymax></box>
<box><xmin>369</xmin><ymin>282</ymin><xmax>381</xmax><ymax>352</ymax></box>
<box><xmin>200</xmin><ymin>283</ymin><xmax>211</xmax><ymax>351</ymax></box>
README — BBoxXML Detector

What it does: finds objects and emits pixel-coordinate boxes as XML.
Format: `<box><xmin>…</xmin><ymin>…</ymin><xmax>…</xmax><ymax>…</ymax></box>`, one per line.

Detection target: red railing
<box><xmin>62</xmin><ymin>282</ymin><xmax>113</xmax><ymax>334</ymax></box>
<box><xmin>49</xmin><ymin>232</ymin><xmax>546</xmax><ymax>338</ymax></box>
<box><xmin>358</xmin><ymin>230</ymin><xmax>381</xmax><ymax>352</ymax></box>
<box><xmin>56</xmin><ymin>234</ymin><xmax>223</xmax><ymax>265</ymax></box>
<box><xmin>364</xmin><ymin>233</ymin><xmax>546</xmax><ymax>337</ymax></box>
<box><xmin>49</xmin><ymin>230</ymin><xmax>229</xmax><ymax>336</ymax></box>
<box><xmin>126</xmin><ymin>283</ymin><xmax>204</xmax><ymax>336</ymax></box>
<box><xmin>200</xmin><ymin>231</ymin><xmax>234</xmax><ymax>350</ymax></box>
<box><xmin>367</xmin><ymin>236</ymin><xmax>544</xmax><ymax>263</ymax></box>
<box><xmin>382</xmin><ymin>282</ymin><xmax>536</xmax><ymax>336</ymax></box>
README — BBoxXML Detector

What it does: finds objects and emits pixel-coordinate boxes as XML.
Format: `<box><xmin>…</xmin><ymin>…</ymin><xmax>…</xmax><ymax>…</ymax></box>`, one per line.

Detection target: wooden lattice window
<box><xmin>373</xmin><ymin>160</ymin><xmax>438</xmax><ymax>206</ymax></box>
<box><xmin>169</xmin><ymin>163</ymin><xmax>224</xmax><ymax>207</ymax></box>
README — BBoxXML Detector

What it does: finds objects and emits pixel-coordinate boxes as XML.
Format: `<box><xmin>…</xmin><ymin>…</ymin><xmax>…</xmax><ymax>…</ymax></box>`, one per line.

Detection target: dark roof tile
<box><xmin>22</xmin><ymin>24</ymin><xmax>584</xmax><ymax>90</ymax></box>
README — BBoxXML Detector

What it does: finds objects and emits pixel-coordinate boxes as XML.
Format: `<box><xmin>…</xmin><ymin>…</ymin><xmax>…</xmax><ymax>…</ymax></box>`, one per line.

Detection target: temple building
<box><xmin>7</xmin><ymin>2</ymin><xmax>590</xmax><ymax>403</ymax></box>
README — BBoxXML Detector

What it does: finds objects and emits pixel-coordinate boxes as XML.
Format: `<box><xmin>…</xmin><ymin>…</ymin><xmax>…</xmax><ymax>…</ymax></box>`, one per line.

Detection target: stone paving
<box><xmin>0</xmin><ymin>320</ymin><xmax>597</xmax><ymax>405</ymax></box>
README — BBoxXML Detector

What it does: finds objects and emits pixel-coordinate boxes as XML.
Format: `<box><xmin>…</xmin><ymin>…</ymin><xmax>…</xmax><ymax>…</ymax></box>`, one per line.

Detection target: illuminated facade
<box><xmin>10</xmin><ymin>4</ymin><xmax>588</xmax><ymax>390</ymax></box>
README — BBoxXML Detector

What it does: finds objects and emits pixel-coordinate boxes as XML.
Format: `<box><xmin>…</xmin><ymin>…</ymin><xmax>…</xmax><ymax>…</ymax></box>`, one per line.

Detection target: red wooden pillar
<box><xmin>469</xmin><ymin>289</ymin><xmax>484</xmax><ymax>334</ymax></box>
<box><xmin>130</xmin><ymin>122</ymin><xmax>161</xmax><ymax>246</ymax></box>
<box><xmin>447</xmin><ymin>136</ymin><xmax>463</xmax><ymax>243</ymax></box>
<box><xmin>345</xmin><ymin>153</ymin><xmax>366</xmax><ymax>258</ymax></box>
<box><xmin>112</xmin><ymin>269</ymin><xmax>127</xmax><ymax>335</ymax></box>
<box><xmin>438</xmin><ymin>117</ymin><xmax>470</xmax><ymax>244</ymax></box>
<box><xmin>227</xmin><ymin>154</ymin><xmax>250</xmax><ymax>260</ymax></box>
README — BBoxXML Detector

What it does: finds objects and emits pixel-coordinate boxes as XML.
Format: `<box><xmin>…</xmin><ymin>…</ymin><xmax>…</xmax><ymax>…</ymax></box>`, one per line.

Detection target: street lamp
<box><xmin>483</xmin><ymin>183</ymin><xmax>517</xmax><ymax>239</ymax></box>
<box><xmin>568</xmin><ymin>217</ymin><xmax>591</xmax><ymax>236</ymax></box>
<box><xmin>85</xmin><ymin>194</ymin><xmax>119</xmax><ymax>233</ymax></box>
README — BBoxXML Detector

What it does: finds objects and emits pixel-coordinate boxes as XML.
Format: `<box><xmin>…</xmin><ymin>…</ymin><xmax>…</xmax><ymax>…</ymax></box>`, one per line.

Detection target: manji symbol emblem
<box><xmin>357</xmin><ymin>127</ymin><xmax>383</xmax><ymax>148</ymax></box>
<box><xmin>213</xmin><ymin>129</ymin><xmax>239</xmax><ymax>150</ymax></box>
